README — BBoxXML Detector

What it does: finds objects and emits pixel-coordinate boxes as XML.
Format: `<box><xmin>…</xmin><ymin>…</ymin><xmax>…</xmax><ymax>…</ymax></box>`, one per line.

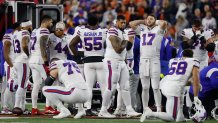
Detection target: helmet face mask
<box><xmin>190</xmin><ymin>103</ymin><xmax>207</xmax><ymax>122</ymax></box>
<box><xmin>211</xmin><ymin>107</ymin><xmax>218</xmax><ymax>121</ymax></box>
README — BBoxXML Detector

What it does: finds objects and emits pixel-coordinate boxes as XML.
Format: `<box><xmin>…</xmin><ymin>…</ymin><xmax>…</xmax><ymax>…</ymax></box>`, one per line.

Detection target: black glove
<box><xmin>205</xmin><ymin>43</ymin><xmax>215</xmax><ymax>52</ymax></box>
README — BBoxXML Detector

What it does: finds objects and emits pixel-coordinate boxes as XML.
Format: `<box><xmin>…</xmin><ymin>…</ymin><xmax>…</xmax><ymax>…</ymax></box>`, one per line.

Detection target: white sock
<box><xmin>31</xmin><ymin>83</ymin><xmax>41</xmax><ymax>109</ymax></box>
<box><xmin>3</xmin><ymin>88</ymin><xmax>14</xmax><ymax>109</ymax></box>
<box><xmin>100</xmin><ymin>89</ymin><xmax>112</xmax><ymax>112</ymax></box>
<box><xmin>152</xmin><ymin>112</ymin><xmax>174</xmax><ymax>121</ymax></box>
<box><xmin>153</xmin><ymin>89</ymin><xmax>162</xmax><ymax>112</ymax></box>
<box><xmin>46</xmin><ymin>98</ymin><xmax>51</xmax><ymax>107</ymax></box>
<box><xmin>116</xmin><ymin>89</ymin><xmax>122</xmax><ymax>109</ymax></box>
<box><xmin>142</xmin><ymin>88</ymin><xmax>149</xmax><ymax>111</ymax></box>
<box><xmin>121</xmin><ymin>89</ymin><xmax>132</xmax><ymax>108</ymax></box>
<box><xmin>15</xmin><ymin>87</ymin><xmax>25</xmax><ymax>108</ymax></box>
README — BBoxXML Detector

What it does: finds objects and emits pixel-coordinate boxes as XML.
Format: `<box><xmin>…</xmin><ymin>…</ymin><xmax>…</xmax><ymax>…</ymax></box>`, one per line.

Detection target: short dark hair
<box><xmin>41</xmin><ymin>15</ymin><xmax>52</xmax><ymax>24</ymax></box>
<box><xmin>87</xmin><ymin>14</ymin><xmax>98</xmax><ymax>26</ymax></box>
<box><xmin>117</xmin><ymin>15</ymin><xmax>126</xmax><ymax>21</ymax></box>
<box><xmin>182</xmin><ymin>49</ymin><xmax>193</xmax><ymax>58</ymax></box>
<box><xmin>192</xmin><ymin>19</ymin><xmax>202</xmax><ymax>27</ymax></box>
<box><xmin>22</xmin><ymin>19</ymin><xmax>30</xmax><ymax>23</ymax></box>
<box><xmin>12</xmin><ymin>22</ymin><xmax>21</xmax><ymax>29</ymax></box>
<box><xmin>148</xmin><ymin>14</ymin><xmax>157</xmax><ymax>20</ymax></box>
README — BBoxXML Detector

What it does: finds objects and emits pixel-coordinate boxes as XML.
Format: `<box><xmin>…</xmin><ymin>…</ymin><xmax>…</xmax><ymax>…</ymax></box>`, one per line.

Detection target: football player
<box><xmin>44</xmin><ymin>22</ymin><xmax>70</xmax><ymax>114</ymax></box>
<box><xmin>189</xmin><ymin>45</ymin><xmax>218</xmax><ymax>118</ymax></box>
<box><xmin>180</xmin><ymin>19</ymin><xmax>215</xmax><ymax>111</ymax></box>
<box><xmin>29</xmin><ymin>15</ymin><xmax>53</xmax><ymax>115</ymax></box>
<box><xmin>13</xmin><ymin>20</ymin><xmax>32</xmax><ymax>111</ymax></box>
<box><xmin>130</xmin><ymin>15</ymin><xmax>167</xmax><ymax>113</ymax></box>
<box><xmin>140</xmin><ymin>49</ymin><xmax>202</xmax><ymax>122</ymax></box>
<box><xmin>69</xmin><ymin>14</ymin><xmax>107</xmax><ymax>116</ymax></box>
<box><xmin>2</xmin><ymin>22</ymin><xmax>21</xmax><ymax>114</ymax></box>
<box><xmin>181</xmin><ymin>19</ymin><xmax>215</xmax><ymax>70</ymax></box>
<box><xmin>98</xmin><ymin>15</ymin><xmax>141</xmax><ymax>118</ymax></box>
<box><xmin>42</xmin><ymin>58</ymin><xmax>90</xmax><ymax>119</ymax></box>
<box><xmin>114</xmin><ymin>27</ymin><xmax>136</xmax><ymax>116</ymax></box>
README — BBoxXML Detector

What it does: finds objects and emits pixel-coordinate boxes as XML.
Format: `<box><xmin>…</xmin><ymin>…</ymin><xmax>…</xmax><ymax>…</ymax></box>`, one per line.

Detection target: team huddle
<box><xmin>1</xmin><ymin>13</ymin><xmax>218</xmax><ymax>122</ymax></box>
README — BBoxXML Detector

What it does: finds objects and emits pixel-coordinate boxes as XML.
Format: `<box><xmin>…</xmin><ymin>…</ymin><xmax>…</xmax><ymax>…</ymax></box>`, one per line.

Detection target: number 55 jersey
<box><xmin>160</xmin><ymin>57</ymin><xmax>200</xmax><ymax>97</ymax></box>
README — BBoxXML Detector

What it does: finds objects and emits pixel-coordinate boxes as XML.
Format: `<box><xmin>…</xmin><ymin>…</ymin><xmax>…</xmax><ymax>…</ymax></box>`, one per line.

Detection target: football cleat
<box><xmin>98</xmin><ymin>111</ymin><xmax>116</xmax><ymax>118</ymax></box>
<box><xmin>31</xmin><ymin>108</ymin><xmax>44</xmax><ymax>115</ymax></box>
<box><xmin>140</xmin><ymin>107</ymin><xmax>152</xmax><ymax>122</ymax></box>
<box><xmin>53</xmin><ymin>109</ymin><xmax>71</xmax><ymax>119</ymax></box>
<box><xmin>44</xmin><ymin>106</ymin><xmax>60</xmax><ymax>115</ymax></box>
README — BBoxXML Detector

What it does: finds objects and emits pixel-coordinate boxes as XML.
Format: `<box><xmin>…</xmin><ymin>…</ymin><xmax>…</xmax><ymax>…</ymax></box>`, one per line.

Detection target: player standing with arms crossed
<box><xmin>98</xmin><ymin>15</ymin><xmax>141</xmax><ymax>118</ymax></box>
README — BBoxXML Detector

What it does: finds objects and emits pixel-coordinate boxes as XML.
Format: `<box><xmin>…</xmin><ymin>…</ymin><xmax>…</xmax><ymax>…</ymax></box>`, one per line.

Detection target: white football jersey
<box><xmin>104</xmin><ymin>27</ymin><xmax>128</xmax><ymax>60</ymax></box>
<box><xmin>135</xmin><ymin>24</ymin><xmax>165</xmax><ymax>59</ymax></box>
<box><xmin>77</xmin><ymin>26</ymin><xmax>107</xmax><ymax>57</ymax></box>
<box><xmin>29</xmin><ymin>28</ymin><xmax>50</xmax><ymax>64</ymax></box>
<box><xmin>50</xmin><ymin>60</ymin><xmax>87</xmax><ymax>89</ymax></box>
<box><xmin>13</xmin><ymin>30</ymin><xmax>30</xmax><ymax>63</ymax></box>
<box><xmin>160</xmin><ymin>57</ymin><xmax>200</xmax><ymax>96</ymax></box>
<box><xmin>49</xmin><ymin>33</ymin><xmax>68</xmax><ymax>60</ymax></box>
<box><xmin>2</xmin><ymin>31</ymin><xmax>17</xmax><ymax>63</ymax></box>
<box><xmin>67</xmin><ymin>26</ymin><xmax>85</xmax><ymax>55</ymax></box>
<box><xmin>181</xmin><ymin>28</ymin><xmax>214</xmax><ymax>61</ymax></box>
<box><xmin>124</xmin><ymin>28</ymin><xmax>136</xmax><ymax>59</ymax></box>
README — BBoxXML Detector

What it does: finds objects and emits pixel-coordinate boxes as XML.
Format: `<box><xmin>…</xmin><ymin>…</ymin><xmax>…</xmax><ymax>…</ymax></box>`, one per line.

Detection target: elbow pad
<box><xmin>205</xmin><ymin>43</ymin><xmax>215</xmax><ymax>52</ymax></box>
<box><xmin>44</xmin><ymin>75</ymin><xmax>56</xmax><ymax>86</ymax></box>
<box><xmin>126</xmin><ymin>41</ymin><xmax>133</xmax><ymax>51</ymax></box>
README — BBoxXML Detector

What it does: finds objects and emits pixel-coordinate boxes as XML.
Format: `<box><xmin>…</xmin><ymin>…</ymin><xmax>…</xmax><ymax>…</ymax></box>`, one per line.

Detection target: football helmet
<box><xmin>211</xmin><ymin>107</ymin><xmax>218</xmax><ymax>121</ymax></box>
<box><xmin>7</xmin><ymin>78</ymin><xmax>18</xmax><ymax>92</ymax></box>
<box><xmin>190</xmin><ymin>103</ymin><xmax>207</xmax><ymax>123</ymax></box>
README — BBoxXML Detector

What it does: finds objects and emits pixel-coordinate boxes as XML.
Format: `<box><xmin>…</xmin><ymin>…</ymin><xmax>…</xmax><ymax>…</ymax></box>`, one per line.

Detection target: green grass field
<box><xmin>0</xmin><ymin>103</ymin><xmax>217</xmax><ymax>123</ymax></box>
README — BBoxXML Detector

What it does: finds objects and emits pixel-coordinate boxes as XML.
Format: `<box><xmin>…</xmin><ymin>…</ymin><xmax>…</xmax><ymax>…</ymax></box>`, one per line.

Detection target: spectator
<box><xmin>202</xmin><ymin>11</ymin><xmax>217</xmax><ymax>30</ymax></box>
<box><xmin>175</xmin><ymin>15</ymin><xmax>188</xmax><ymax>42</ymax></box>
<box><xmin>160</xmin><ymin>0</ymin><xmax>171</xmax><ymax>22</ymax></box>
<box><xmin>73</xmin><ymin>10</ymin><xmax>87</xmax><ymax>26</ymax></box>
<box><xmin>101</xmin><ymin>5</ymin><xmax>117</xmax><ymax>26</ymax></box>
<box><xmin>193</xmin><ymin>8</ymin><xmax>202</xmax><ymax>20</ymax></box>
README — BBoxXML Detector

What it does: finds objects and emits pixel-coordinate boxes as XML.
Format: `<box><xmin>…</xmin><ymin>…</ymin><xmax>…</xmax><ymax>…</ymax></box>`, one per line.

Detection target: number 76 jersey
<box><xmin>160</xmin><ymin>57</ymin><xmax>200</xmax><ymax>96</ymax></box>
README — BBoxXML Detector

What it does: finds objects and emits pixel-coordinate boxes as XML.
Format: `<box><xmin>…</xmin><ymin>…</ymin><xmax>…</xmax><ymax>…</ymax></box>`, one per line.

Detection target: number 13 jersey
<box><xmin>160</xmin><ymin>57</ymin><xmax>200</xmax><ymax>96</ymax></box>
<box><xmin>13</xmin><ymin>30</ymin><xmax>30</xmax><ymax>63</ymax></box>
<box><xmin>135</xmin><ymin>25</ymin><xmax>165</xmax><ymax>59</ymax></box>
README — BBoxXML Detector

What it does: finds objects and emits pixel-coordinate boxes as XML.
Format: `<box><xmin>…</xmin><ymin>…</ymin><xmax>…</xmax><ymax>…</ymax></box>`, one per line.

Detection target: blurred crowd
<box><xmin>45</xmin><ymin>0</ymin><xmax>218</xmax><ymax>45</ymax></box>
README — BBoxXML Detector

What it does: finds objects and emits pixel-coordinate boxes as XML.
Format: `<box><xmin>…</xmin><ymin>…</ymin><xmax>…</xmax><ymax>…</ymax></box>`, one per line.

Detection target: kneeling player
<box><xmin>140</xmin><ymin>49</ymin><xmax>203</xmax><ymax>122</ymax></box>
<box><xmin>42</xmin><ymin>59</ymin><xmax>90</xmax><ymax>119</ymax></box>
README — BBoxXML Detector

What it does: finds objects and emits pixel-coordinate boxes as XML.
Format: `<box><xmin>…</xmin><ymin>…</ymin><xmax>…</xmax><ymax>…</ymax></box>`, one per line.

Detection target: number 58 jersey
<box><xmin>50</xmin><ymin>60</ymin><xmax>87</xmax><ymax>90</ymax></box>
<box><xmin>160</xmin><ymin>57</ymin><xmax>200</xmax><ymax>96</ymax></box>
<box><xmin>78</xmin><ymin>26</ymin><xmax>107</xmax><ymax>57</ymax></box>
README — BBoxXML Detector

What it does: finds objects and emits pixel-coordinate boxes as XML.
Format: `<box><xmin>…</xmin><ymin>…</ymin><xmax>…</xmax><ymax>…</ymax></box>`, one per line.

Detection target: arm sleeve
<box><xmin>40</xmin><ymin>28</ymin><xmax>50</xmax><ymax>36</ymax></box>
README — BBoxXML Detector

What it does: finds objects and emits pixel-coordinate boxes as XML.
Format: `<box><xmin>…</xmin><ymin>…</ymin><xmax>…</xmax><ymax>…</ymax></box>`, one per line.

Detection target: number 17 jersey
<box><xmin>160</xmin><ymin>57</ymin><xmax>200</xmax><ymax>96</ymax></box>
<box><xmin>135</xmin><ymin>25</ymin><xmax>165</xmax><ymax>59</ymax></box>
